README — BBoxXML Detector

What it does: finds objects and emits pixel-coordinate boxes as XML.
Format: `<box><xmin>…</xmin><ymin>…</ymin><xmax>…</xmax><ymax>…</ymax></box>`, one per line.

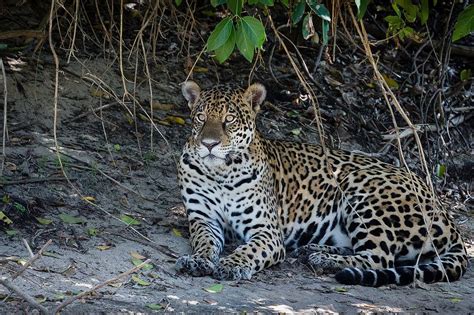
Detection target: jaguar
<box><xmin>175</xmin><ymin>80</ymin><xmax>468</xmax><ymax>286</ymax></box>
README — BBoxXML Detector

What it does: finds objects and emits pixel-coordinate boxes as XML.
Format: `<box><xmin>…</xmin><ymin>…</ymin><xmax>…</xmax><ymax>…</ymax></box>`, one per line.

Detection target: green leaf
<box><xmin>436</xmin><ymin>164</ymin><xmax>446</xmax><ymax>178</ymax></box>
<box><xmin>146</xmin><ymin>303</ymin><xmax>163</xmax><ymax>310</ymax></box>
<box><xmin>291</xmin><ymin>1</ymin><xmax>305</xmax><ymax>25</ymax></box>
<box><xmin>59</xmin><ymin>213</ymin><xmax>85</xmax><ymax>224</ymax></box>
<box><xmin>211</xmin><ymin>0</ymin><xmax>227</xmax><ymax>7</ymax></box>
<box><xmin>207</xmin><ymin>17</ymin><xmax>234</xmax><ymax>51</ymax></box>
<box><xmin>452</xmin><ymin>4</ymin><xmax>474</xmax><ymax>42</ymax></box>
<box><xmin>113</xmin><ymin>144</ymin><xmax>121</xmax><ymax>151</ymax></box>
<box><xmin>36</xmin><ymin>217</ymin><xmax>53</xmax><ymax>225</ymax></box>
<box><xmin>175</xmin><ymin>0</ymin><xmax>182</xmax><ymax>6</ymax></box>
<box><xmin>395</xmin><ymin>0</ymin><xmax>418</xmax><ymax>23</ymax></box>
<box><xmin>120</xmin><ymin>214</ymin><xmax>141</xmax><ymax>226</ymax></box>
<box><xmin>259</xmin><ymin>0</ymin><xmax>274</xmax><ymax>5</ymax></box>
<box><xmin>306</xmin><ymin>0</ymin><xmax>331</xmax><ymax>21</ymax></box>
<box><xmin>13</xmin><ymin>202</ymin><xmax>27</xmax><ymax>214</ymax></box>
<box><xmin>355</xmin><ymin>0</ymin><xmax>369</xmax><ymax>20</ymax></box>
<box><xmin>334</xmin><ymin>287</ymin><xmax>348</xmax><ymax>292</ymax></box>
<box><xmin>0</xmin><ymin>43</ymin><xmax>8</xmax><ymax>50</ymax></box>
<box><xmin>236</xmin><ymin>20</ymin><xmax>255</xmax><ymax>62</ymax></box>
<box><xmin>6</xmin><ymin>229</ymin><xmax>18</xmax><ymax>236</ymax></box>
<box><xmin>391</xmin><ymin>2</ymin><xmax>401</xmax><ymax>17</ymax></box>
<box><xmin>241</xmin><ymin>16</ymin><xmax>266</xmax><ymax>48</ymax></box>
<box><xmin>87</xmin><ymin>228</ymin><xmax>99</xmax><ymax>236</ymax></box>
<box><xmin>0</xmin><ymin>211</ymin><xmax>13</xmax><ymax>225</ymax></box>
<box><xmin>2</xmin><ymin>195</ymin><xmax>10</xmax><ymax>203</ymax></box>
<box><xmin>280</xmin><ymin>0</ymin><xmax>289</xmax><ymax>8</ymax></box>
<box><xmin>131</xmin><ymin>258</ymin><xmax>154</xmax><ymax>270</ymax></box>
<box><xmin>172</xmin><ymin>228</ymin><xmax>183</xmax><ymax>237</ymax></box>
<box><xmin>302</xmin><ymin>13</ymin><xmax>315</xmax><ymax>40</ymax></box>
<box><xmin>399</xmin><ymin>26</ymin><xmax>414</xmax><ymax>41</ymax></box>
<box><xmin>131</xmin><ymin>275</ymin><xmax>151</xmax><ymax>286</ymax></box>
<box><xmin>227</xmin><ymin>0</ymin><xmax>243</xmax><ymax>16</ymax></box>
<box><xmin>321</xmin><ymin>19</ymin><xmax>330</xmax><ymax>45</ymax></box>
<box><xmin>204</xmin><ymin>283</ymin><xmax>223</xmax><ymax>293</ymax></box>
<box><xmin>384</xmin><ymin>15</ymin><xmax>403</xmax><ymax>25</ymax></box>
<box><xmin>419</xmin><ymin>0</ymin><xmax>429</xmax><ymax>25</ymax></box>
<box><xmin>460</xmin><ymin>69</ymin><xmax>472</xmax><ymax>81</ymax></box>
<box><xmin>382</xmin><ymin>74</ymin><xmax>399</xmax><ymax>90</ymax></box>
<box><xmin>291</xmin><ymin>128</ymin><xmax>301</xmax><ymax>136</ymax></box>
<box><xmin>214</xmin><ymin>27</ymin><xmax>236</xmax><ymax>63</ymax></box>
<box><xmin>449</xmin><ymin>297</ymin><xmax>462</xmax><ymax>303</ymax></box>
<box><xmin>385</xmin><ymin>15</ymin><xmax>404</xmax><ymax>31</ymax></box>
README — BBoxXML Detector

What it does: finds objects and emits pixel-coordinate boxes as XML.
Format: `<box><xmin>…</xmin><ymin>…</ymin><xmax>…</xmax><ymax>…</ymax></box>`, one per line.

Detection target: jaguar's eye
<box><xmin>225</xmin><ymin>114</ymin><xmax>236</xmax><ymax>124</ymax></box>
<box><xmin>195</xmin><ymin>113</ymin><xmax>206</xmax><ymax>123</ymax></box>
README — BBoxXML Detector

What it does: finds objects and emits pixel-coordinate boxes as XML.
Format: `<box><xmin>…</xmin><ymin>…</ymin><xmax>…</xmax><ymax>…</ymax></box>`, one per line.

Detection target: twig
<box><xmin>12</xmin><ymin>239</ymin><xmax>53</xmax><ymax>280</ymax></box>
<box><xmin>0</xmin><ymin>177</ymin><xmax>70</xmax><ymax>186</ymax></box>
<box><xmin>268</xmin><ymin>43</ymin><xmax>290</xmax><ymax>88</ymax></box>
<box><xmin>0</xmin><ymin>278</ymin><xmax>50</xmax><ymax>314</ymax></box>
<box><xmin>312</xmin><ymin>43</ymin><xmax>327</xmax><ymax>75</ymax></box>
<box><xmin>0</xmin><ymin>57</ymin><xmax>7</xmax><ymax>176</ymax></box>
<box><xmin>112</xmin><ymin>232</ymin><xmax>179</xmax><ymax>259</ymax></box>
<box><xmin>53</xmin><ymin>259</ymin><xmax>151</xmax><ymax>314</ymax></box>
<box><xmin>22</xmin><ymin>239</ymin><xmax>34</xmax><ymax>258</ymax></box>
<box><xmin>63</xmin><ymin>101</ymin><xmax>119</xmax><ymax>124</ymax></box>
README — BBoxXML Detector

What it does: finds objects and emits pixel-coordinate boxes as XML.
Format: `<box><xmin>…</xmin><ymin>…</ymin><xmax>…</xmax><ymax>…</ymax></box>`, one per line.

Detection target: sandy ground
<box><xmin>0</xmin><ymin>57</ymin><xmax>473</xmax><ymax>313</ymax></box>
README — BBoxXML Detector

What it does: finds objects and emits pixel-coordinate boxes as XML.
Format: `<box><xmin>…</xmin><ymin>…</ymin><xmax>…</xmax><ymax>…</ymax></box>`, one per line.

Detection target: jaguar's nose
<box><xmin>201</xmin><ymin>139</ymin><xmax>221</xmax><ymax>152</ymax></box>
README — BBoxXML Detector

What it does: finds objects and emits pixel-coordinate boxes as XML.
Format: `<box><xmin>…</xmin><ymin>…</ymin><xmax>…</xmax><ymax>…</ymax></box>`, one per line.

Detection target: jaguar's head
<box><xmin>182</xmin><ymin>81</ymin><xmax>266</xmax><ymax>166</ymax></box>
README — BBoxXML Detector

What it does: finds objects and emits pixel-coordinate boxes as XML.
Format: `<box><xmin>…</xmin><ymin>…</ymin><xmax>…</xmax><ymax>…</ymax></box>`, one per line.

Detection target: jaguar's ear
<box><xmin>182</xmin><ymin>81</ymin><xmax>201</xmax><ymax>109</ymax></box>
<box><xmin>244</xmin><ymin>83</ymin><xmax>266</xmax><ymax>112</ymax></box>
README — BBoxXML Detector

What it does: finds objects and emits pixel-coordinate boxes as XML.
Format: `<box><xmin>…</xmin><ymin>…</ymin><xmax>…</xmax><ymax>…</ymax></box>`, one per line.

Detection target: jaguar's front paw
<box><xmin>175</xmin><ymin>255</ymin><xmax>215</xmax><ymax>277</ymax></box>
<box><xmin>213</xmin><ymin>259</ymin><xmax>252</xmax><ymax>281</ymax></box>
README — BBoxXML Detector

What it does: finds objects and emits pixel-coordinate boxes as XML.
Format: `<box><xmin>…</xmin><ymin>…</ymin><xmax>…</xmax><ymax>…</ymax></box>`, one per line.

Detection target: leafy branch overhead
<box><xmin>206</xmin><ymin>3</ymin><xmax>267</xmax><ymax>62</ymax></box>
<box><xmin>205</xmin><ymin>0</ymin><xmax>331</xmax><ymax>63</ymax></box>
<box><xmin>178</xmin><ymin>0</ymin><xmax>473</xmax><ymax>63</ymax></box>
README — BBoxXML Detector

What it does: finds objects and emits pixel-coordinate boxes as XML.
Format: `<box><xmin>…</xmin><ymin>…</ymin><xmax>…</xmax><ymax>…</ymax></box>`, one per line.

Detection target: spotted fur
<box><xmin>175</xmin><ymin>81</ymin><xmax>468</xmax><ymax>286</ymax></box>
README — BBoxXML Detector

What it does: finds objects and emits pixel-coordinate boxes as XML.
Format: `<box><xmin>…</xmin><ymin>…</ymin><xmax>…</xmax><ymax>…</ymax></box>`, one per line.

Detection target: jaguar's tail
<box><xmin>334</xmin><ymin>245</ymin><xmax>468</xmax><ymax>287</ymax></box>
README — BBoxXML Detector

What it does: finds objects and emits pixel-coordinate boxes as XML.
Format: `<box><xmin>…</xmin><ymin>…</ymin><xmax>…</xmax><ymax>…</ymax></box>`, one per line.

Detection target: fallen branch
<box><xmin>0</xmin><ymin>30</ymin><xmax>44</xmax><ymax>40</ymax></box>
<box><xmin>0</xmin><ymin>177</ymin><xmax>71</xmax><ymax>186</ymax></box>
<box><xmin>53</xmin><ymin>259</ymin><xmax>151</xmax><ymax>314</ymax></box>
<box><xmin>0</xmin><ymin>278</ymin><xmax>50</xmax><ymax>314</ymax></box>
<box><xmin>382</xmin><ymin>115</ymin><xmax>468</xmax><ymax>141</ymax></box>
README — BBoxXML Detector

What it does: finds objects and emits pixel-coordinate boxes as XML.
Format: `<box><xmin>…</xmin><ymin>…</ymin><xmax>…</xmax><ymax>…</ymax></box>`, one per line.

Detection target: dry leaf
<box><xmin>165</xmin><ymin>116</ymin><xmax>186</xmax><ymax>125</ymax></box>
<box><xmin>90</xmin><ymin>88</ymin><xmax>110</xmax><ymax>99</ymax></box>
<box><xmin>96</xmin><ymin>245</ymin><xmax>111</xmax><ymax>251</ymax></box>
<box><xmin>194</xmin><ymin>66</ymin><xmax>208</xmax><ymax>73</ymax></box>
<box><xmin>130</xmin><ymin>251</ymin><xmax>146</xmax><ymax>260</ymax></box>
<box><xmin>151</xmin><ymin>101</ymin><xmax>175</xmax><ymax>111</ymax></box>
